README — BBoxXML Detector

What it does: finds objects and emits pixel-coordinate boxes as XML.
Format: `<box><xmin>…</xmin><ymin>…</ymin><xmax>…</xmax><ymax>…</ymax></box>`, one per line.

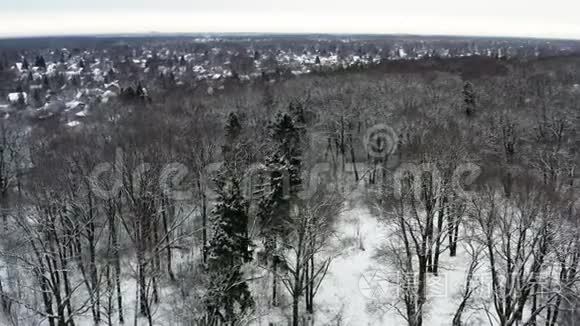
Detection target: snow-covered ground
<box><xmin>316</xmin><ymin>201</ymin><xmax>403</xmax><ymax>326</ymax></box>
<box><xmin>5</xmin><ymin>186</ymin><xmax>562</xmax><ymax>326</ymax></box>
<box><xmin>311</xmin><ymin>189</ymin><xmax>489</xmax><ymax>326</ymax></box>
<box><xmin>240</xmin><ymin>184</ymin><xmax>480</xmax><ymax>325</ymax></box>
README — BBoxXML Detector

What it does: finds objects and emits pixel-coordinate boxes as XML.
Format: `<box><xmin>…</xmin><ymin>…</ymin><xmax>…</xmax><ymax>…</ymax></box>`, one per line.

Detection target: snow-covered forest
<box><xmin>0</xmin><ymin>36</ymin><xmax>579</xmax><ymax>326</ymax></box>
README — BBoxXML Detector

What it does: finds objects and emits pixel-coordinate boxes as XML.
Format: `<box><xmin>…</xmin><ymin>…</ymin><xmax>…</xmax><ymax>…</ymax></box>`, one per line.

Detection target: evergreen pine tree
<box><xmin>136</xmin><ymin>82</ymin><xmax>145</xmax><ymax>98</ymax></box>
<box><xmin>207</xmin><ymin>169</ymin><xmax>253</xmax><ymax>265</ymax></box>
<box><xmin>259</xmin><ymin>112</ymin><xmax>304</xmax><ymax>220</ymax></box>
<box><xmin>166</xmin><ymin>72</ymin><xmax>176</xmax><ymax>88</ymax></box>
<box><xmin>205</xmin><ymin>151</ymin><xmax>253</xmax><ymax>323</ymax></box>
<box><xmin>22</xmin><ymin>58</ymin><xmax>29</xmax><ymax>70</ymax></box>
<box><xmin>107</xmin><ymin>68</ymin><xmax>116</xmax><ymax>80</ymax></box>
<box><xmin>288</xmin><ymin>100</ymin><xmax>308</xmax><ymax>127</ymax></box>
<box><xmin>35</xmin><ymin>56</ymin><xmax>46</xmax><ymax>69</ymax></box>
<box><xmin>262</xmin><ymin>86</ymin><xmax>275</xmax><ymax>110</ymax></box>
<box><xmin>225</xmin><ymin>112</ymin><xmax>242</xmax><ymax>144</ymax></box>
<box><xmin>32</xmin><ymin>89</ymin><xmax>42</xmax><ymax>106</ymax></box>
<box><xmin>222</xmin><ymin>112</ymin><xmax>248</xmax><ymax>173</ymax></box>
<box><xmin>257</xmin><ymin>112</ymin><xmax>303</xmax><ymax>306</ymax></box>
<box><xmin>71</xmin><ymin>76</ymin><xmax>80</xmax><ymax>87</ymax></box>
<box><xmin>16</xmin><ymin>93</ymin><xmax>26</xmax><ymax>109</ymax></box>
<box><xmin>270</xmin><ymin>112</ymin><xmax>302</xmax><ymax>192</ymax></box>
<box><xmin>463</xmin><ymin>81</ymin><xmax>476</xmax><ymax>116</ymax></box>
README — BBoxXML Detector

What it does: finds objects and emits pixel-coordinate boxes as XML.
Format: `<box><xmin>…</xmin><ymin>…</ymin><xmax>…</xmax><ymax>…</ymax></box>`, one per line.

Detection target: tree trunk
<box><xmin>152</xmin><ymin>221</ymin><xmax>160</xmax><ymax>304</ymax></box>
<box><xmin>272</xmin><ymin>236</ymin><xmax>279</xmax><ymax>307</ymax></box>
<box><xmin>106</xmin><ymin>264</ymin><xmax>113</xmax><ymax>326</ymax></box>
<box><xmin>138</xmin><ymin>257</ymin><xmax>150</xmax><ymax>318</ymax></box>
<box><xmin>162</xmin><ymin>198</ymin><xmax>176</xmax><ymax>281</ymax></box>
<box><xmin>272</xmin><ymin>258</ymin><xmax>278</xmax><ymax>307</ymax></box>
<box><xmin>292</xmin><ymin>296</ymin><xmax>300</xmax><ymax>326</ymax></box>
<box><xmin>340</xmin><ymin>116</ymin><xmax>346</xmax><ymax>172</ymax></box>
<box><xmin>110</xmin><ymin>201</ymin><xmax>124</xmax><ymax>324</ymax></box>
<box><xmin>452</xmin><ymin>300</ymin><xmax>466</xmax><ymax>326</ymax></box>
<box><xmin>416</xmin><ymin>256</ymin><xmax>426</xmax><ymax>326</ymax></box>
<box><xmin>200</xmin><ymin>179</ymin><xmax>208</xmax><ymax>265</ymax></box>
<box><xmin>38</xmin><ymin>266</ymin><xmax>55</xmax><ymax>326</ymax></box>
<box><xmin>0</xmin><ymin>190</ymin><xmax>7</xmax><ymax>229</ymax></box>
<box><xmin>88</xmin><ymin>220</ymin><xmax>100</xmax><ymax>323</ymax></box>
<box><xmin>432</xmin><ymin>195</ymin><xmax>446</xmax><ymax>275</ymax></box>
<box><xmin>304</xmin><ymin>256</ymin><xmax>311</xmax><ymax>313</ymax></box>
<box><xmin>305</xmin><ymin>254</ymin><xmax>315</xmax><ymax>314</ymax></box>
<box><xmin>349</xmin><ymin>135</ymin><xmax>359</xmax><ymax>182</ymax></box>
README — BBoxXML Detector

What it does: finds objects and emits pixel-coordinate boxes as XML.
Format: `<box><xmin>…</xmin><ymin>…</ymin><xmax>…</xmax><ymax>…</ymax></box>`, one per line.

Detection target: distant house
<box><xmin>43</xmin><ymin>101</ymin><xmax>66</xmax><ymax>115</ymax></box>
<box><xmin>104</xmin><ymin>81</ymin><xmax>121</xmax><ymax>93</ymax></box>
<box><xmin>7</xmin><ymin>92</ymin><xmax>27</xmax><ymax>105</ymax></box>
<box><xmin>31</xmin><ymin>100</ymin><xmax>65</xmax><ymax>120</ymax></box>
<box><xmin>101</xmin><ymin>90</ymin><xmax>117</xmax><ymax>103</ymax></box>
<box><xmin>66</xmin><ymin>120</ymin><xmax>81</xmax><ymax>128</ymax></box>
<box><xmin>65</xmin><ymin>100</ymin><xmax>85</xmax><ymax>112</ymax></box>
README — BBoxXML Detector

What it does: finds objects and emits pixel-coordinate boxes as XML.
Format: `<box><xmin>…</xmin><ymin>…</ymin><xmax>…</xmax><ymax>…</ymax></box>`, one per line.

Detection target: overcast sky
<box><xmin>1</xmin><ymin>0</ymin><xmax>579</xmax><ymax>39</ymax></box>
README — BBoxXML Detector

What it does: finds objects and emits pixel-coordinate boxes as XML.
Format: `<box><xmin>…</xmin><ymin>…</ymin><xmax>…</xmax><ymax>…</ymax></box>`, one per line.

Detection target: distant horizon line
<box><xmin>2</xmin><ymin>31</ymin><xmax>580</xmax><ymax>42</ymax></box>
